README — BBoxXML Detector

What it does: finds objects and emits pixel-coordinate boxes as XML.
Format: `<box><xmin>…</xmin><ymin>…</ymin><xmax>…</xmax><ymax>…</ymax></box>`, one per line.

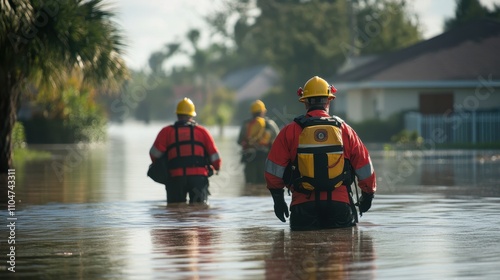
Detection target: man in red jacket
<box><xmin>150</xmin><ymin>98</ymin><xmax>221</xmax><ymax>204</ymax></box>
<box><xmin>264</xmin><ymin>76</ymin><xmax>376</xmax><ymax>230</ymax></box>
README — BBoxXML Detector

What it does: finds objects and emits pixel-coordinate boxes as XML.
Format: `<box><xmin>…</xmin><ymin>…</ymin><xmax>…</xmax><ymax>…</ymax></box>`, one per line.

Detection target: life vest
<box><xmin>293</xmin><ymin>115</ymin><xmax>347</xmax><ymax>192</ymax></box>
<box><xmin>166</xmin><ymin>122</ymin><xmax>210</xmax><ymax>175</ymax></box>
<box><xmin>245</xmin><ymin>116</ymin><xmax>272</xmax><ymax>148</ymax></box>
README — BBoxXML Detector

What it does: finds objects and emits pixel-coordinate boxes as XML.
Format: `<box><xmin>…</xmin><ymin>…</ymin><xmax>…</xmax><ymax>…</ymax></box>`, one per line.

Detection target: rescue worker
<box><xmin>237</xmin><ymin>100</ymin><xmax>280</xmax><ymax>184</ymax></box>
<box><xmin>149</xmin><ymin>98</ymin><xmax>221</xmax><ymax>204</ymax></box>
<box><xmin>264</xmin><ymin>76</ymin><xmax>376</xmax><ymax>230</ymax></box>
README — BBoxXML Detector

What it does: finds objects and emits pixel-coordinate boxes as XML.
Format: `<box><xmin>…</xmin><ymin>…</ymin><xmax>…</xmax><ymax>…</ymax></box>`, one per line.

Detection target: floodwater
<box><xmin>1</xmin><ymin>121</ymin><xmax>500</xmax><ymax>279</ymax></box>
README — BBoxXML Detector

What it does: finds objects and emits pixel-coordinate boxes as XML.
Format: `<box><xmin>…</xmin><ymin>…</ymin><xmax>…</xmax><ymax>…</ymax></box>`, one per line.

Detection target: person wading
<box><xmin>264</xmin><ymin>76</ymin><xmax>376</xmax><ymax>230</ymax></box>
<box><xmin>237</xmin><ymin>100</ymin><xmax>279</xmax><ymax>184</ymax></box>
<box><xmin>149</xmin><ymin>98</ymin><xmax>221</xmax><ymax>204</ymax></box>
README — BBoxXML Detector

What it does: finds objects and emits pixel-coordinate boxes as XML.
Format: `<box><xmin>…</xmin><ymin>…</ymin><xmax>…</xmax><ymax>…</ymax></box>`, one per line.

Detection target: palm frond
<box><xmin>1</xmin><ymin>0</ymin><xmax>129</xmax><ymax>93</ymax></box>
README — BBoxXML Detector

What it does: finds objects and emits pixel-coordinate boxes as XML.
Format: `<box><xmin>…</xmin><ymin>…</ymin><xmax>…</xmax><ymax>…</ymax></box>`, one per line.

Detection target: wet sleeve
<box><xmin>237</xmin><ymin>121</ymin><xmax>247</xmax><ymax>146</ymax></box>
<box><xmin>265</xmin><ymin>126</ymin><xmax>291</xmax><ymax>190</ymax></box>
<box><xmin>202</xmin><ymin>128</ymin><xmax>221</xmax><ymax>171</ymax></box>
<box><xmin>343</xmin><ymin>124</ymin><xmax>377</xmax><ymax>194</ymax></box>
<box><xmin>266</xmin><ymin>119</ymin><xmax>280</xmax><ymax>143</ymax></box>
<box><xmin>150</xmin><ymin>127</ymin><xmax>168</xmax><ymax>162</ymax></box>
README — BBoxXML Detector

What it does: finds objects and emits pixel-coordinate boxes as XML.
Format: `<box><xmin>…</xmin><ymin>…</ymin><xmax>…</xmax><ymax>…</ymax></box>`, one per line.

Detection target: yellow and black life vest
<box><xmin>245</xmin><ymin>116</ymin><xmax>272</xmax><ymax>147</ymax></box>
<box><xmin>293</xmin><ymin>115</ymin><xmax>347</xmax><ymax>192</ymax></box>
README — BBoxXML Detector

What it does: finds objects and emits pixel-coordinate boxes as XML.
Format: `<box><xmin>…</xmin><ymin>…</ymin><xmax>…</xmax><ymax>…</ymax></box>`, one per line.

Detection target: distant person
<box><xmin>264</xmin><ymin>76</ymin><xmax>376</xmax><ymax>230</ymax></box>
<box><xmin>237</xmin><ymin>100</ymin><xmax>279</xmax><ymax>184</ymax></box>
<box><xmin>149</xmin><ymin>98</ymin><xmax>221</xmax><ymax>204</ymax></box>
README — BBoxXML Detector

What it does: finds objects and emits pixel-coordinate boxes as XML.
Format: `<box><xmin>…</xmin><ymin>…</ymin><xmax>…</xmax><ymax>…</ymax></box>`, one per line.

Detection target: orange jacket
<box><xmin>265</xmin><ymin>109</ymin><xmax>376</xmax><ymax>206</ymax></box>
<box><xmin>150</xmin><ymin>121</ymin><xmax>221</xmax><ymax>177</ymax></box>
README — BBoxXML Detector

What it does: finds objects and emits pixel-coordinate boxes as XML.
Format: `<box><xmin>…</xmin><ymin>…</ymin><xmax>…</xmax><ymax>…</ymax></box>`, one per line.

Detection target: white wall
<box><xmin>340</xmin><ymin>86</ymin><xmax>500</xmax><ymax>122</ymax></box>
<box><xmin>346</xmin><ymin>89</ymin><xmax>363</xmax><ymax>122</ymax></box>
<box><xmin>346</xmin><ymin>88</ymin><xmax>407</xmax><ymax>122</ymax></box>
<box><xmin>453</xmin><ymin>88</ymin><xmax>500</xmax><ymax>112</ymax></box>
<box><xmin>380</xmin><ymin>89</ymin><xmax>419</xmax><ymax>119</ymax></box>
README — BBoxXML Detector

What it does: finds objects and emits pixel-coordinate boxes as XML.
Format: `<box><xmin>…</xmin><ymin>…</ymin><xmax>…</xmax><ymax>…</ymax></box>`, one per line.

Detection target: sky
<box><xmin>114</xmin><ymin>0</ymin><xmax>500</xmax><ymax>71</ymax></box>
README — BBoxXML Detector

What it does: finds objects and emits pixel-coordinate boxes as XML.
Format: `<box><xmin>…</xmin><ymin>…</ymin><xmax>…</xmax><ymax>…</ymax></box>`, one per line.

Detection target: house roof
<box><xmin>333</xmin><ymin>19</ymin><xmax>500</xmax><ymax>87</ymax></box>
<box><xmin>223</xmin><ymin>65</ymin><xmax>269</xmax><ymax>90</ymax></box>
<box><xmin>222</xmin><ymin>65</ymin><xmax>278</xmax><ymax>102</ymax></box>
<box><xmin>336</xmin><ymin>55</ymin><xmax>379</xmax><ymax>75</ymax></box>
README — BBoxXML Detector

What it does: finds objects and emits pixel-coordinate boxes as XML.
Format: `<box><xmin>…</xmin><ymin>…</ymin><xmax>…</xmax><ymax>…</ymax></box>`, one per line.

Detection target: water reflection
<box><xmin>2</xmin><ymin>123</ymin><xmax>500</xmax><ymax>279</ymax></box>
<box><xmin>265</xmin><ymin>228</ymin><xmax>375</xmax><ymax>280</ymax></box>
<box><xmin>13</xmin><ymin>143</ymin><xmax>108</xmax><ymax>204</ymax></box>
<box><xmin>151</xmin><ymin>226</ymin><xmax>219</xmax><ymax>278</ymax></box>
<box><xmin>374</xmin><ymin>149</ymin><xmax>500</xmax><ymax>197</ymax></box>
<box><xmin>0</xmin><ymin>203</ymin><xmax>131</xmax><ymax>278</ymax></box>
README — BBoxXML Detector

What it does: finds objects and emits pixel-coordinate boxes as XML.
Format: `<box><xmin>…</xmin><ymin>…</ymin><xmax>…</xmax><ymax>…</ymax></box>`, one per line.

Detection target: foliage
<box><xmin>444</xmin><ymin>0</ymin><xmax>500</xmax><ymax>31</ymax></box>
<box><xmin>351</xmin><ymin>0</ymin><xmax>422</xmax><ymax>56</ymax></box>
<box><xmin>13</xmin><ymin>147</ymin><xmax>51</xmax><ymax>163</ymax></box>
<box><xmin>204</xmin><ymin>0</ymin><xmax>266</xmax><ymax>72</ymax></box>
<box><xmin>144</xmin><ymin>27</ymin><xmax>238</xmax><ymax>124</ymax></box>
<box><xmin>248</xmin><ymin>0</ymin><xmax>351</xmax><ymax>92</ymax></box>
<box><xmin>390</xmin><ymin>129</ymin><xmax>423</xmax><ymax>149</ymax></box>
<box><xmin>199</xmin><ymin>86</ymin><xmax>236</xmax><ymax>126</ymax></box>
<box><xmin>0</xmin><ymin>0</ymin><xmax>128</xmax><ymax>91</ymax></box>
<box><xmin>11</xmin><ymin>122</ymin><xmax>51</xmax><ymax>163</ymax></box>
<box><xmin>100</xmin><ymin>70</ymin><xmax>175</xmax><ymax>123</ymax></box>
<box><xmin>12</xmin><ymin>122</ymin><xmax>26</xmax><ymax>149</ymax></box>
<box><xmin>0</xmin><ymin>0</ymin><xmax>128</xmax><ymax>172</ymax></box>
<box><xmin>24</xmin><ymin>85</ymin><xmax>107</xmax><ymax>143</ymax></box>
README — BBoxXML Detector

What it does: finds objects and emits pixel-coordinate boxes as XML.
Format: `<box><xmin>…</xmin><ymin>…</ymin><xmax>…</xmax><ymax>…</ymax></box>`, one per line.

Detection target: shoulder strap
<box><xmin>294</xmin><ymin>115</ymin><xmax>341</xmax><ymax>128</ymax></box>
<box><xmin>293</xmin><ymin>115</ymin><xmax>307</xmax><ymax>127</ymax></box>
<box><xmin>173</xmin><ymin>125</ymin><xmax>184</xmax><ymax>175</ymax></box>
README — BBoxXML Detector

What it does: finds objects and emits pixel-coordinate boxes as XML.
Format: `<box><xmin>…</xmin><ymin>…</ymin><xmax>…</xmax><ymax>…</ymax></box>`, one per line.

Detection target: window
<box><xmin>419</xmin><ymin>92</ymin><xmax>453</xmax><ymax>115</ymax></box>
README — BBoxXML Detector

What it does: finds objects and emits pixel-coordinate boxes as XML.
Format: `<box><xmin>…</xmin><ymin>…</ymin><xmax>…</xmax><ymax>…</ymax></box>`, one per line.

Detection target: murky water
<box><xmin>1</xmin><ymin>122</ymin><xmax>500</xmax><ymax>279</ymax></box>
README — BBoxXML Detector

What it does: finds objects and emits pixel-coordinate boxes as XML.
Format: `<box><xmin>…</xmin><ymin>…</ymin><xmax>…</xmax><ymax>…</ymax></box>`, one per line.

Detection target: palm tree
<box><xmin>148</xmin><ymin>43</ymin><xmax>181</xmax><ymax>74</ymax></box>
<box><xmin>0</xmin><ymin>0</ymin><xmax>128</xmax><ymax>173</ymax></box>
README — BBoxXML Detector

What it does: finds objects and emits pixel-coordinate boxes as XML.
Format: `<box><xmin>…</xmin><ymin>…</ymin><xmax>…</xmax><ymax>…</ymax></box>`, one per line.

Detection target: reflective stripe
<box><xmin>298</xmin><ymin>144</ymin><xmax>338</xmax><ymax>148</ymax></box>
<box><xmin>356</xmin><ymin>159</ymin><xmax>374</xmax><ymax>180</ymax></box>
<box><xmin>210</xmin><ymin>153</ymin><xmax>220</xmax><ymax>162</ymax></box>
<box><xmin>299</xmin><ymin>151</ymin><xmax>343</xmax><ymax>155</ymax></box>
<box><xmin>150</xmin><ymin>146</ymin><xmax>163</xmax><ymax>158</ymax></box>
<box><xmin>265</xmin><ymin>158</ymin><xmax>286</xmax><ymax>178</ymax></box>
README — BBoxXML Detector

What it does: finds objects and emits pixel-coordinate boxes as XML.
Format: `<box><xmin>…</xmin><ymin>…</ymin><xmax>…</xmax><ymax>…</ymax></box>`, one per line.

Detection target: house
<box><xmin>332</xmin><ymin>19</ymin><xmax>500</xmax><ymax>144</ymax></box>
<box><xmin>222</xmin><ymin>65</ymin><xmax>278</xmax><ymax>103</ymax></box>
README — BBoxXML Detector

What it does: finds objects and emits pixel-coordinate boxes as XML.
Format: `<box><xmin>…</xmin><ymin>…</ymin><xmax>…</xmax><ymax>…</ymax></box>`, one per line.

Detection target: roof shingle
<box><xmin>334</xmin><ymin>19</ymin><xmax>500</xmax><ymax>82</ymax></box>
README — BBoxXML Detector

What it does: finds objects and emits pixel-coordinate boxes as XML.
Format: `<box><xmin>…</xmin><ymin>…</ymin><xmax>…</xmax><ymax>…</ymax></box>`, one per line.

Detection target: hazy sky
<box><xmin>114</xmin><ymin>0</ymin><xmax>500</xmax><ymax>70</ymax></box>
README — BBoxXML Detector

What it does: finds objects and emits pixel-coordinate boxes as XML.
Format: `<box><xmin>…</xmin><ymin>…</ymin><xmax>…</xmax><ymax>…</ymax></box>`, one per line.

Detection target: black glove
<box><xmin>269</xmin><ymin>189</ymin><xmax>289</xmax><ymax>222</ymax></box>
<box><xmin>358</xmin><ymin>192</ymin><xmax>374</xmax><ymax>213</ymax></box>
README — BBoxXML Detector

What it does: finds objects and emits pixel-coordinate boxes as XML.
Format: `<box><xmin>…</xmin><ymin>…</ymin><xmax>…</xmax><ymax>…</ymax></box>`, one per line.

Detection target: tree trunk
<box><xmin>0</xmin><ymin>86</ymin><xmax>18</xmax><ymax>174</ymax></box>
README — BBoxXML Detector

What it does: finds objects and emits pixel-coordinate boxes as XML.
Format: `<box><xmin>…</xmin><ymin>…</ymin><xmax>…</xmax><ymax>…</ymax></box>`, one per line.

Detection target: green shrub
<box><xmin>390</xmin><ymin>129</ymin><xmax>423</xmax><ymax>149</ymax></box>
<box><xmin>12</xmin><ymin>122</ymin><xmax>52</xmax><ymax>163</ymax></box>
<box><xmin>12</xmin><ymin>122</ymin><xmax>26</xmax><ymax>149</ymax></box>
<box><xmin>349</xmin><ymin>111</ymin><xmax>406</xmax><ymax>142</ymax></box>
<box><xmin>23</xmin><ymin>87</ymin><xmax>106</xmax><ymax>144</ymax></box>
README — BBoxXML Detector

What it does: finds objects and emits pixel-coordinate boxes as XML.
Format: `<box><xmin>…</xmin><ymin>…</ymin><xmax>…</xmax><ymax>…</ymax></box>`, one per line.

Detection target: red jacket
<box><xmin>150</xmin><ymin>121</ymin><xmax>221</xmax><ymax>177</ymax></box>
<box><xmin>265</xmin><ymin>109</ymin><xmax>376</xmax><ymax>206</ymax></box>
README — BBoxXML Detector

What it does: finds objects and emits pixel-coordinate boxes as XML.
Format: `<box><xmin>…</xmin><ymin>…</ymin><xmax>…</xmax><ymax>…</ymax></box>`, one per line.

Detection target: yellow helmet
<box><xmin>250</xmin><ymin>100</ymin><xmax>266</xmax><ymax>114</ymax></box>
<box><xmin>297</xmin><ymin>76</ymin><xmax>337</xmax><ymax>102</ymax></box>
<box><xmin>176</xmin><ymin>98</ymin><xmax>196</xmax><ymax>117</ymax></box>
